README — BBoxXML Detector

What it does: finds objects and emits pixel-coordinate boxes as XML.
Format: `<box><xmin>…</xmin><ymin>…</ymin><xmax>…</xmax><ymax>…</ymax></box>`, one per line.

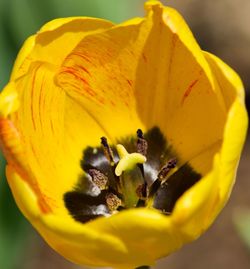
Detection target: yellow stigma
<box><xmin>115</xmin><ymin>144</ymin><xmax>147</xmax><ymax>176</ymax></box>
<box><xmin>0</xmin><ymin>82</ymin><xmax>19</xmax><ymax>118</ymax></box>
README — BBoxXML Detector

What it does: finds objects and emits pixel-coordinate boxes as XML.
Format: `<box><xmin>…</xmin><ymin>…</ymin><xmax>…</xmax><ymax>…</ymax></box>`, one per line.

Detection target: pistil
<box><xmin>115</xmin><ymin>144</ymin><xmax>146</xmax><ymax>176</ymax></box>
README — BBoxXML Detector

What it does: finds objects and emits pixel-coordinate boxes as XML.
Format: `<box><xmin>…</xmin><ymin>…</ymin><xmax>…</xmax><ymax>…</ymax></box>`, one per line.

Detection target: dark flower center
<box><xmin>64</xmin><ymin>127</ymin><xmax>201</xmax><ymax>223</ymax></box>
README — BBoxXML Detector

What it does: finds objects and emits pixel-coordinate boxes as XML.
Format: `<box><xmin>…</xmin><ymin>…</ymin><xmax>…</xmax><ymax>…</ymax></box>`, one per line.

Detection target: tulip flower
<box><xmin>0</xmin><ymin>1</ymin><xmax>248</xmax><ymax>268</ymax></box>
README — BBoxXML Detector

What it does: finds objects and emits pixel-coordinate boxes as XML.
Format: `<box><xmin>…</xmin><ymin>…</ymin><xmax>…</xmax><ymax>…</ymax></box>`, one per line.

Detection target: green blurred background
<box><xmin>0</xmin><ymin>1</ymin><xmax>249</xmax><ymax>268</ymax></box>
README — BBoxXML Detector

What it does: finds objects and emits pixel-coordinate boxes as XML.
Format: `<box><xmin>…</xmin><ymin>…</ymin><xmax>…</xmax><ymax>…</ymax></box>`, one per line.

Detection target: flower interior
<box><xmin>64</xmin><ymin>127</ymin><xmax>201</xmax><ymax>223</ymax></box>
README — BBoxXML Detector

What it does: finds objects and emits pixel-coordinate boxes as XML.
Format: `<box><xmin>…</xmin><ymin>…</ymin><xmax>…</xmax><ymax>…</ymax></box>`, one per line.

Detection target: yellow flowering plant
<box><xmin>0</xmin><ymin>1</ymin><xmax>248</xmax><ymax>268</ymax></box>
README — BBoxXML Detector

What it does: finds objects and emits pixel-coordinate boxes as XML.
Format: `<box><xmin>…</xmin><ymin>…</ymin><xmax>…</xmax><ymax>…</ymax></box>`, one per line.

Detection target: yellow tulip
<box><xmin>0</xmin><ymin>1</ymin><xmax>248</xmax><ymax>268</ymax></box>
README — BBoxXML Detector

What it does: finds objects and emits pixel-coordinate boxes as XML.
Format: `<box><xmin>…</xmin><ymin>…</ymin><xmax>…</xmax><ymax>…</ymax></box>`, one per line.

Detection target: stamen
<box><xmin>137</xmin><ymin>129</ymin><xmax>148</xmax><ymax>156</ymax></box>
<box><xmin>136</xmin><ymin>129</ymin><xmax>147</xmax><ymax>181</ymax></box>
<box><xmin>88</xmin><ymin>169</ymin><xmax>108</xmax><ymax>190</ymax></box>
<box><xmin>149</xmin><ymin>158</ymin><xmax>177</xmax><ymax>198</ymax></box>
<box><xmin>136</xmin><ymin>183</ymin><xmax>148</xmax><ymax>200</ymax></box>
<box><xmin>101</xmin><ymin>136</ymin><xmax>115</xmax><ymax>166</ymax></box>
<box><xmin>101</xmin><ymin>136</ymin><xmax>123</xmax><ymax>189</ymax></box>
<box><xmin>105</xmin><ymin>193</ymin><xmax>122</xmax><ymax>211</ymax></box>
<box><xmin>158</xmin><ymin>158</ymin><xmax>177</xmax><ymax>180</ymax></box>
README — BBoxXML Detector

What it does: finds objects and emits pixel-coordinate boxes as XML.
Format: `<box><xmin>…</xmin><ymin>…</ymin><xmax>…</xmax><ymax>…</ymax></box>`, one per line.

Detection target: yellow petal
<box><xmin>56</xmin><ymin>16</ymin><xmax>146</xmax><ymax>140</ymax></box>
<box><xmin>6</xmin><ymin>165</ymin><xmax>41</xmax><ymax>218</ymax></box>
<box><xmin>88</xmin><ymin>207</ymin><xmax>183</xmax><ymax>268</ymax></box>
<box><xmin>204</xmin><ymin>51</ymin><xmax>245</xmax><ymax>107</ymax></box>
<box><xmin>7</xmin><ymin>62</ymin><xmax>117</xmax><ymax>215</ymax></box>
<box><xmin>132</xmin><ymin>1</ymin><xmax>228</xmax><ymax>168</ymax></box>
<box><xmin>171</xmin><ymin>53</ymin><xmax>248</xmax><ymax>239</ymax></box>
<box><xmin>55</xmin><ymin>0</ymin><xmax>225</xmax><ymax>162</ymax></box>
<box><xmin>8</xmin><ymin>163</ymin><xmax>183</xmax><ymax>268</ymax></box>
<box><xmin>6</xmin><ymin>165</ymin><xmax>130</xmax><ymax>268</ymax></box>
<box><xmin>11</xmin><ymin>17</ymin><xmax>113</xmax><ymax>80</ymax></box>
<box><xmin>203</xmin><ymin>51</ymin><xmax>247</xmax><ymax>207</ymax></box>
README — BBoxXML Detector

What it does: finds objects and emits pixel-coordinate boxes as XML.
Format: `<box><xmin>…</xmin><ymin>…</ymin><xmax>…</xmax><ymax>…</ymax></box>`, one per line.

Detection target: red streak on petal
<box><xmin>50</xmin><ymin>119</ymin><xmax>55</xmax><ymax>134</ymax></box>
<box><xmin>76</xmin><ymin>65</ymin><xmax>91</xmax><ymax>76</ymax></box>
<box><xmin>31</xmin><ymin>63</ymin><xmax>43</xmax><ymax>130</ymax></box>
<box><xmin>181</xmin><ymin>79</ymin><xmax>199</xmax><ymax>105</ymax></box>
<box><xmin>63</xmin><ymin>67</ymin><xmax>89</xmax><ymax>85</ymax></box>
<box><xmin>60</xmin><ymin>69</ymin><xmax>100</xmax><ymax>100</ymax></box>
<box><xmin>38</xmin><ymin>75</ymin><xmax>46</xmax><ymax>131</ymax></box>
<box><xmin>62</xmin><ymin>68</ymin><xmax>97</xmax><ymax>97</ymax></box>
<box><xmin>168</xmin><ymin>35</ymin><xmax>177</xmax><ymax>71</ymax></box>
<box><xmin>99</xmin><ymin>97</ymin><xmax>105</xmax><ymax>105</ymax></box>
<box><xmin>127</xmin><ymin>79</ymin><xmax>133</xmax><ymax>87</ymax></box>
<box><xmin>125</xmin><ymin>101</ymin><xmax>129</xmax><ymax>107</ymax></box>
<box><xmin>142</xmin><ymin>53</ymin><xmax>147</xmax><ymax>63</ymax></box>
<box><xmin>67</xmin><ymin>52</ymin><xmax>92</xmax><ymax>64</ymax></box>
<box><xmin>86</xmin><ymin>87</ymin><xmax>96</xmax><ymax>97</ymax></box>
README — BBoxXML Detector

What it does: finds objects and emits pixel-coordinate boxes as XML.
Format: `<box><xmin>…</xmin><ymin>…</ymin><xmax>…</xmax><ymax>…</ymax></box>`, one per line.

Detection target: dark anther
<box><xmin>158</xmin><ymin>158</ymin><xmax>177</xmax><ymax>181</ymax></box>
<box><xmin>88</xmin><ymin>169</ymin><xmax>108</xmax><ymax>190</ymax></box>
<box><xmin>137</xmin><ymin>129</ymin><xmax>144</xmax><ymax>139</ymax></box>
<box><xmin>136</xmin><ymin>129</ymin><xmax>148</xmax><ymax>156</ymax></box>
<box><xmin>101</xmin><ymin>137</ymin><xmax>115</xmax><ymax>165</ymax></box>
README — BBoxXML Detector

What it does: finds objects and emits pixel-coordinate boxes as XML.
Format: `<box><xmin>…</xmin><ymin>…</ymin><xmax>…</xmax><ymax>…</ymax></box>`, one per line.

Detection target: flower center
<box><xmin>64</xmin><ymin>127</ymin><xmax>201</xmax><ymax>223</ymax></box>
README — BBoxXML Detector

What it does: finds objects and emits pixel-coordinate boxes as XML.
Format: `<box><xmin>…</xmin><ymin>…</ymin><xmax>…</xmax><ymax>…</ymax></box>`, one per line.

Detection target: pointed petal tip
<box><xmin>145</xmin><ymin>0</ymin><xmax>163</xmax><ymax>9</ymax></box>
<box><xmin>145</xmin><ymin>0</ymin><xmax>163</xmax><ymax>15</ymax></box>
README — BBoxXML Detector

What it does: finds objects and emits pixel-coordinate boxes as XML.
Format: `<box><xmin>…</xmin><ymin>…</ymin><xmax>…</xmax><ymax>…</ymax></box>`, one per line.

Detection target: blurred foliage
<box><xmin>234</xmin><ymin>210</ymin><xmax>250</xmax><ymax>251</ymax></box>
<box><xmin>0</xmin><ymin>1</ymin><xmax>140</xmax><ymax>268</ymax></box>
<box><xmin>0</xmin><ymin>154</ymin><xmax>32</xmax><ymax>269</ymax></box>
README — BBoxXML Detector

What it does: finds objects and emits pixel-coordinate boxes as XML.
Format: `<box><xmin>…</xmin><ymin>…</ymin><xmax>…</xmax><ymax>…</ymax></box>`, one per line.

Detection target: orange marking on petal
<box><xmin>0</xmin><ymin>118</ymin><xmax>23</xmax><ymax>167</ymax></box>
<box><xmin>181</xmin><ymin>79</ymin><xmax>199</xmax><ymax>105</ymax></box>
